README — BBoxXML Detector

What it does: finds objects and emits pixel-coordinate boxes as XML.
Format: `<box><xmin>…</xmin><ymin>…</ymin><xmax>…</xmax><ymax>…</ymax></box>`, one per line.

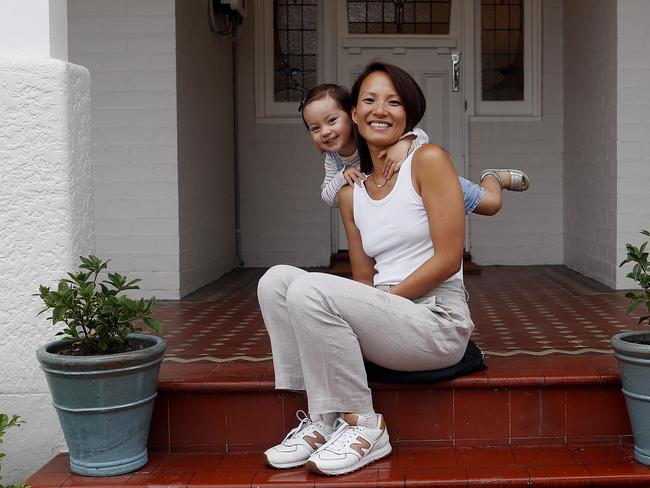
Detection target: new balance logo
<box><xmin>303</xmin><ymin>431</ymin><xmax>326</xmax><ymax>450</ymax></box>
<box><xmin>350</xmin><ymin>436</ymin><xmax>371</xmax><ymax>457</ymax></box>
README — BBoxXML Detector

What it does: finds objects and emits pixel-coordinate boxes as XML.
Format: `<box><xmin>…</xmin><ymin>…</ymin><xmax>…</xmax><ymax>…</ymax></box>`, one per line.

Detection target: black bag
<box><xmin>364</xmin><ymin>339</ymin><xmax>486</xmax><ymax>384</ymax></box>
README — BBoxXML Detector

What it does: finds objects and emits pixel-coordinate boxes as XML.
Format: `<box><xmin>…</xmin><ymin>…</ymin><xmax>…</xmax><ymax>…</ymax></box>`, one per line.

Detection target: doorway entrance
<box><xmin>333</xmin><ymin>0</ymin><xmax>469</xmax><ymax>250</ymax></box>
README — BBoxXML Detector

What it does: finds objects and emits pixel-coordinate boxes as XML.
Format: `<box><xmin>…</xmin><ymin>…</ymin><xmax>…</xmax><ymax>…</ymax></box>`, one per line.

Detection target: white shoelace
<box><xmin>281</xmin><ymin>410</ymin><xmax>318</xmax><ymax>444</ymax></box>
<box><xmin>318</xmin><ymin>417</ymin><xmax>363</xmax><ymax>451</ymax></box>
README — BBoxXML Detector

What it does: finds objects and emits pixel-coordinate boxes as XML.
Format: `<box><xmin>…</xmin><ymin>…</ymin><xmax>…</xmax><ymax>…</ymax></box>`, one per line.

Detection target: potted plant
<box><xmin>0</xmin><ymin>414</ymin><xmax>29</xmax><ymax>488</ymax></box>
<box><xmin>35</xmin><ymin>256</ymin><xmax>166</xmax><ymax>477</ymax></box>
<box><xmin>612</xmin><ymin>229</ymin><xmax>650</xmax><ymax>466</ymax></box>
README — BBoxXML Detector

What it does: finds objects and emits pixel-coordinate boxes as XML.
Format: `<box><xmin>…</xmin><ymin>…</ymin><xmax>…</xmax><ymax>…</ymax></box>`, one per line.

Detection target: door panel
<box><xmin>334</xmin><ymin>0</ymin><xmax>466</xmax><ymax>250</ymax></box>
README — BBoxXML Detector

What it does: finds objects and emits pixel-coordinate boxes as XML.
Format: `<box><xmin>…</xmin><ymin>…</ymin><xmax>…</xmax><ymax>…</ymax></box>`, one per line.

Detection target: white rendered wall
<box><xmin>0</xmin><ymin>0</ymin><xmax>68</xmax><ymax>59</ymax></box>
<box><xmin>237</xmin><ymin>1</ymin><xmax>332</xmax><ymax>268</ymax></box>
<box><xmin>68</xmin><ymin>0</ymin><xmax>180</xmax><ymax>298</ymax></box>
<box><xmin>0</xmin><ymin>59</ymin><xmax>93</xmax><ymax>484</ymax></box>
<box><xmin>616</xmin><ymin>0</ymin><xmax>650</xmax><ymax>288</ymax></box>
<box><xmin>469</xmin><ymin>0</ymin><xmax>564</xmax><ymax>265</ymax></box>
<box><xmin>176</xmin><ymin>0</ymin><xmax>237</xmax><ymax>296</ymax></box>
<box><xmin>563</xmin><ymin>0</ymin><xmax>618</xmax><ymax>287</ymax></box>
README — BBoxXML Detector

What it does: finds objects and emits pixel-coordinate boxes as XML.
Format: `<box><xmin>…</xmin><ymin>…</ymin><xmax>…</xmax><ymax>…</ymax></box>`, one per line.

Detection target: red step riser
<box><xmin>149</xmin><ymin>385</ymin><xmax>633</xmax><ymax>453</ymax></box>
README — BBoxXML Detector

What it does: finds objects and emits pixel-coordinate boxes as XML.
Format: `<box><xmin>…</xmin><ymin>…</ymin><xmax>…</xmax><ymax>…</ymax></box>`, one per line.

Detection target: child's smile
<box><xmin>303</xmin><ymin>95</ymin><xmax>356</xmax><ymax>156</ymax></box>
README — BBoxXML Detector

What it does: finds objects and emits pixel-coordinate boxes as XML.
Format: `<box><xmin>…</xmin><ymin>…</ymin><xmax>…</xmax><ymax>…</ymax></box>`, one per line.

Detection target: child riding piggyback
<box><xmin>300</xmin><ymin>83</ymin><xmax>529</xmax><ymax>215</ymax></box>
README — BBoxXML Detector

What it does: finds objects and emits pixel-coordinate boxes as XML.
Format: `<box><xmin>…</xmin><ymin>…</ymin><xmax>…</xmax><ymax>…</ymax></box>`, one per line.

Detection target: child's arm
<box><xmin>321</xmin><ymin>153</ymin><xmax>363</xmax><ymax>207</ymax></box>
<box><xmin>381</xmin><ymin>128</ymin><xmax>430</xmax><ymax>179</ymax></box>
<box><xmin>408</xmin><ymin>127</ymin><xmax>429</xmax><ymax>153</ymax></box>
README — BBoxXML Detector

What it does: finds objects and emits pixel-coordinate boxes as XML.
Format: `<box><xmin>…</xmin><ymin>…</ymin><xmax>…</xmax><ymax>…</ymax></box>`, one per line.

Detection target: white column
<box><xmin>0</xmin><ymin>0</ymin><xmax>68</xmax><ymax>59</ymax></box>
<box><xmin>0</xmin><ymin>0</ymin><xmax>93</xmax><ymax>483</ymax></box>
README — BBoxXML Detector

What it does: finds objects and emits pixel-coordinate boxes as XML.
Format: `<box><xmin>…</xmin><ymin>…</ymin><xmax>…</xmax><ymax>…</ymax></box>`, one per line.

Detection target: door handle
<box><xmin>451</xmin><ymin>50</ymin><xmax>461</xmax><ymax>92</ymax></box>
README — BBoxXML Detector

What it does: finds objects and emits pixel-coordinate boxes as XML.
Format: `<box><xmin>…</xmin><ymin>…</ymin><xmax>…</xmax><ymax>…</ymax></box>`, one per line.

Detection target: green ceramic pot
<box><xmin>36</xmin><ymin>333</ymin><xmax>166</xmax><ymax>477</ymax></box>
<box><xmin>612</xmin><ymin>330</ymin><xmax>650</xmax><ymax>466</ymax></box>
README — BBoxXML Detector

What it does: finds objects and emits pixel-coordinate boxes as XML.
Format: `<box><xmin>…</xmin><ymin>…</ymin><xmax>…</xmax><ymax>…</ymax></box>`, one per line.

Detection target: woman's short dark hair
<box><xmin>350</xmin><ymin>62</ymin><xmax>426</xmax><ymax>173</ymax></box>
<box><xmin>299</xmin><ymin>83</ymin><xmax>352</xmax><ymax>128</ymax></box>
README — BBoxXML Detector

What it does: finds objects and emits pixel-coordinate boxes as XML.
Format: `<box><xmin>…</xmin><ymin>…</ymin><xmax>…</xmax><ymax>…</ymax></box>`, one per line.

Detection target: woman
<box><xmin>257</xmin><ymin>62</ymin><xmax>474</xmax><ymax>476</ymax></box>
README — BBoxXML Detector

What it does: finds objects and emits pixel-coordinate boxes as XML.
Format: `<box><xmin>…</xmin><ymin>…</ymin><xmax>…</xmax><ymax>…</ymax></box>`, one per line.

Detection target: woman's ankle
<box><xmin>343</xmin><ymin>410</ymin><xmax>379</xmax><ymax>428</ymax></box>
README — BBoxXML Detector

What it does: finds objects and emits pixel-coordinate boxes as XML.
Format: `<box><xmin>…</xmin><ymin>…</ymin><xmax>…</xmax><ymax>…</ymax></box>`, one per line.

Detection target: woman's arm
<box><xmin>389</xmin><ymin>144</ymin><xmax>465</xmax><ymax>299</ymax></box>
<box><xmin>339</xmin><ymin>186</ymin><xmax>375</xmax><ymax>286</ymax></box>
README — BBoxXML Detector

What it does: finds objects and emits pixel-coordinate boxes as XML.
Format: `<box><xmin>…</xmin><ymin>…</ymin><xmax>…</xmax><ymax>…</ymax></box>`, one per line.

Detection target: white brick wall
<box><xmin>469</xmin><ymin>0</ymin><xmax>564</xmax><ymax>265</ymax></box>
<box><xmin>563</xmin><ymin>0</ymin><xmax>618</xmax><ymax>287</ymax></box>
<box><xmin>176</xmin><ymin>0</ymin><xmax>237</xmax><ymax>295</ymax></box>
<box><xmin>237</xmin><ymin>2</ymin><xmax>331</xmax><ymax>268</ymax></box>
<box><xmin>68</xmin><ymin>0</ymin><xmax>180</xmax><ymax>298</ymax></box>
<box><xmin>616</xmin><ymin>0</ymin><xmax>650</xmax><ymax>288</ymax></box>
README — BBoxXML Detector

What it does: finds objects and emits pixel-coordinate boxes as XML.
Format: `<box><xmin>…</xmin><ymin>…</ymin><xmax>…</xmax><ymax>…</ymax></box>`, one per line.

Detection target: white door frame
<box><xmin>329</xmin><ymin>0</ymin><xmax>476</xmax><ymax>253</ymax></box>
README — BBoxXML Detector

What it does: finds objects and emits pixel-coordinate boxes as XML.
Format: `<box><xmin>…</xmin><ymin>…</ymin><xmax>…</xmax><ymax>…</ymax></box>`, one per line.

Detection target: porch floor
<box><xmin>155</xmin><ymin>265</ymin><xmax>639</xmax><ymax>376</ymax></box>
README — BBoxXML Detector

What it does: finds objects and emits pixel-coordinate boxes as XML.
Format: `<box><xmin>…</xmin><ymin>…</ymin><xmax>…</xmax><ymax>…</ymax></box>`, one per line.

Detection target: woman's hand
<box><xmin>343</xmin><ymin>165</ymin><xmax>366</xmax><ymax>187</ymax></box>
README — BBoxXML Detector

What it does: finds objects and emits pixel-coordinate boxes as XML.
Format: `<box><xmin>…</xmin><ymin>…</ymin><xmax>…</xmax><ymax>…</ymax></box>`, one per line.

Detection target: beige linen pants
<box><xmin>257</xmin><ymin>265</ymin><xmax>474</xmax><ymax>415</ymax></box>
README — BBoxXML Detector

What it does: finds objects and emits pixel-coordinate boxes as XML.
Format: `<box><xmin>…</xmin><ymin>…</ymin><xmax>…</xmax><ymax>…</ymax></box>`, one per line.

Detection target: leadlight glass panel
<box><xmin>347</xmin><ymin>0</ymin><xmax>451</xmax><ymax>35</ymax></box>
<box><xmin>481</xmin><ymin>0</ymin><xmax>524</xmax><ymax>101</ymax></box>
<box><xmin>273</xmin><ymin>0</ymin><xmax>318</xmax><ymax>102</ymax></box>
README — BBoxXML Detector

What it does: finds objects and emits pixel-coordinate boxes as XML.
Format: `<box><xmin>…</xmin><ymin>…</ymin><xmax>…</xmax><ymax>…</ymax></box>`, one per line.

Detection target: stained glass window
<box><xmin>481</xmin><ymin>0</ymin><xmax>524</xmax><ymax>101</ymax></box>
<box><xmin>273</xmin><ymin>0</ymin><xmax>318</xmax><ymax>102</ymax></box>
<box><xmin>347</xmin><ymin>0</ymin><xmax>451</xmax><ymax>35</ymax></box>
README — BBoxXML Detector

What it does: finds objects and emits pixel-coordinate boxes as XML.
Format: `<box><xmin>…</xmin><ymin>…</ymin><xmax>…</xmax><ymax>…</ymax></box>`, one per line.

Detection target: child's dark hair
<box><xmin>350</xmin><ymin>62</ymin><xmax>426</xmax><ymax>173</ymax></box>
<box><xmin>299</xmin><ymin>83</ymin><xmax>352</xmax><ymax>128</ymax></box>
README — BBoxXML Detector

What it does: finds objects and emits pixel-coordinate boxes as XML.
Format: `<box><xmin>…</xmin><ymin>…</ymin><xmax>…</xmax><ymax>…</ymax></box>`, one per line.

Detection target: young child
<box><xmin>300</xmin><ymin>83</ymin><xmax>529</xmax><ymax>214</ymax></box>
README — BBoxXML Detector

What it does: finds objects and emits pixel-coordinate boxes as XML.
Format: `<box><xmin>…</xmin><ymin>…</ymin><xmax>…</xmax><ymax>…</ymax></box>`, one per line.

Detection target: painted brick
<box><xmin>469</xmin><ymin>3</ymin><xmax>565</xmax><ymax>265</ymax></box>
<box><xmin>616</xmin><ymin>1</ymin><xmax>650</xmax><ymax>288</ymax></box>
<box><xmin>68</xmin><ymin>0</ymin><xmax>129</xmax><ymax>17</ymax></box>
<box><xmin>175</xmin><ymin>0</ymin><xmax>237</xmax><ymax>295</ymax></box>
<box><xmin>68</xmin><ymin>0</ymin><xmax>179</xmax><ymax>297</ymax></box>
<box><xmin>563</xmin><ymin>0</ymin><xmax>618</xmax><ymax>288</ymax></box>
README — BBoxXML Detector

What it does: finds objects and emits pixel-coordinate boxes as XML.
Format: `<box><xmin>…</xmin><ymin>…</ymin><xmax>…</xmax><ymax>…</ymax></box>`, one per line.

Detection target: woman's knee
<box><xmin>285</xmin><ymin>273</ymin><xmax>338</xmax><ymax>317</ymax></box>
<box><xmin>257</xmin><ymin>264</ymin><xmax>301</xmax><ymax>300</ymax></box>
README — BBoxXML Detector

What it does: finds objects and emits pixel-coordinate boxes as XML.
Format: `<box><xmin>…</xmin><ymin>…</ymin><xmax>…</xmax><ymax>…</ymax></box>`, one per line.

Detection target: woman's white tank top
<box><xmin>353</xmin><ymin>149</ymin><xmax>464</xmax><ymax>288</ymax></box>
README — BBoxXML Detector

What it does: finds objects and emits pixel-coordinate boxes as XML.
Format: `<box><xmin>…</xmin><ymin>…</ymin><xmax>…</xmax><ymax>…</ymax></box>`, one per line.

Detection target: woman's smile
<box><xmin>368</xmin><ymin>120</ymin><xmax>392</xmax><ymax>130</ymax></box>
<box><xmin>352</xmin><ymin>71</ymin><xmax>406</xmax><ymax>149</ymax></box>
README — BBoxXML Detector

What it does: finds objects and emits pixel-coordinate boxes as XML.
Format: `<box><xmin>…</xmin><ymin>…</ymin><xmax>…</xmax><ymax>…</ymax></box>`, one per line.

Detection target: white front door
<box><xmin>333</xmin><ymin>0</ymin><xmax>468</xmax><ymax>251</ymax></box>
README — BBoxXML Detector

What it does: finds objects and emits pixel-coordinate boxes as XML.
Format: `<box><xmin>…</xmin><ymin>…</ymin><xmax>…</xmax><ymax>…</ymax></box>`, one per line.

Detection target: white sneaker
<box><xmin>264</xmin><ymin>410</ymin><xmax>333</xmax><ymax>469</ymax></box>
<box><xmin>305</xmin><ymin>413</ymin><xmax>392</xmax><ymax>476</ymax></box>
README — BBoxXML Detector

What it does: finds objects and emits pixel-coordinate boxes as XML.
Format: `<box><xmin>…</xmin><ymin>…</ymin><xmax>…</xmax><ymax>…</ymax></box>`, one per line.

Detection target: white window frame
<box><xmin>471</xmin><ymin>0</ymin><xmax>542</xmax><ymax>121</ymax></box>
<box><xmin>254</xmin><ymin>0</ymin><xmax>335</xmax><ymax>124</ymax></box>
<box><xmin>337</xmin><ymin>0</ymin><xmax>463</xmax><ymax>48</ymax></box>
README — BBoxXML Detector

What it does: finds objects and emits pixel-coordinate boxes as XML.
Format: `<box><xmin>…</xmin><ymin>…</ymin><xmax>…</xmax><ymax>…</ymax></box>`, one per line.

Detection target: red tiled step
<box><xmin>149</xmin><ymin>355</ymin><xmax>632</xmax><ymax>453</ymax></box>
<box><xmin>28</xmin><ymin>444</ymin><xmax>650</xmax><ymax>488</ymax></box>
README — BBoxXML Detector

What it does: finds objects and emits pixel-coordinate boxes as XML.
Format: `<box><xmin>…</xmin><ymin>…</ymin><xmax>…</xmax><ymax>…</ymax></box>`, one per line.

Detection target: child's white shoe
<box><xmin>480</xmin><ymin>169</ymin><xmax>530</xmax><ymax>191</ymax></box>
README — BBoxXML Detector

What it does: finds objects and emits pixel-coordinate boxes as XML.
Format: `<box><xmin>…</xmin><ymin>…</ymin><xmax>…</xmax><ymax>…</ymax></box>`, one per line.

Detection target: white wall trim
<box><xmin>254</xmin><ymin>0</ymin><xmax>335</xmax><ymax>124</ymax></box>
<box><xmin>472</xmin><ymin>0</ymin><xmax>542</xmax><ymax>119</ymax></box>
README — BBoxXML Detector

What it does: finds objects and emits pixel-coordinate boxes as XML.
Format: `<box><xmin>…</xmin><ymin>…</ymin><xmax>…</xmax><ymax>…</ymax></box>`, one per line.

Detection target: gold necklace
<box><xmin>372</xmin><ymin>172</ymin><xmax>388</xmax><ymax>188</ymax></box>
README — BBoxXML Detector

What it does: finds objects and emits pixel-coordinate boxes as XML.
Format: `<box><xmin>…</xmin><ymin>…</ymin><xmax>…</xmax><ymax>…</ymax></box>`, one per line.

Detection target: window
<box><xmin>473</xmin><ymin>0</ymin><xmax>541</xmax><ymax>118</ymax></box>
<box><xmin>255</xmin><ymin>0</ymin><xmax>334</xmax><ymax>122</ymax></box>
<box><xmin>273</xmin><ymin>0</ymin><xmax>318</xmax><ymax>102</ymax></box>
<box><xmin>347</xmin><ymin>0</ymin><xmax>451</xmax><ymax>34</ymax></box>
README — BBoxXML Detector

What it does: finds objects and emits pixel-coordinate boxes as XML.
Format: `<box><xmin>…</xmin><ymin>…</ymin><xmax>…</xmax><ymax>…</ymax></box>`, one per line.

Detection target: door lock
<box><xmin>451</xmin><ymin>50</ymin><xmax>461</xmax><ymax>92</ymax></box>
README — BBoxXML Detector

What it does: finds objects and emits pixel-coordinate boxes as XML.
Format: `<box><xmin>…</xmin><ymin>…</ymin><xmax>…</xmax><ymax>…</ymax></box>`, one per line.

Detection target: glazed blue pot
<box><xmin>36</xmin><ymin>333</ymin><xmax>166</xmax><ymax>477</ymax></box>
<box><xmin>612</xmin><ymin>331</ymin><xmax>650</xmax><ymax>466</ymax></box>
